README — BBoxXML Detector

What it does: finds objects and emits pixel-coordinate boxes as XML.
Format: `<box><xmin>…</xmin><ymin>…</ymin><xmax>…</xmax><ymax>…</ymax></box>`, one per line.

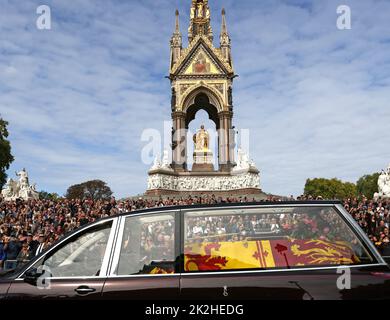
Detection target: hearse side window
<box><xmin>30</xmin><ymin>221</ymin><xmax>113</xmax><ymax>278</ymax></box>
<box><xmin>116</xmin><ymin>214</ymin><xmax>176</xmax><ymax>275</ymax></box>
<box><xmin>184</xmin><ymin>207</ymin><xmax>376</xmax><ymax>273</ymax></box>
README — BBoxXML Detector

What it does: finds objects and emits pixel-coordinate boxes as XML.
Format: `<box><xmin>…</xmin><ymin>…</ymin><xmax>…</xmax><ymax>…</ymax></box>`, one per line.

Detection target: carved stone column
<box><xmin>172</xmin><ymin>111</ymin><xmax>187</xmax><ymax>171</ymax></box>
<box><xmin>218</xmin><ymin>111</ymin><xmax>234</xmax><ymax>172</ymax></box>
<box><xmin>227</xmin><ymin>112</ymin><xmax>235</xmax><ymax>167</ymax></box>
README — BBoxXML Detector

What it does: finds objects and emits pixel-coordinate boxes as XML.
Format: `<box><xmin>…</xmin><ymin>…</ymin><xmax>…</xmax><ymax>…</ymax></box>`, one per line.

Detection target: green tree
<box><xmin>39</xmin><ymin>191</ymin><xmax>60</xmax><ymax>201</ymax></box>
<box><xmin>0</xmin><ymin>118</ymin><xmax>14</xmax><ymax>188</ymax></box>
<box><xmin>356</xmin><ymin>173</ymin><xmax>380</xmax><ymax>198</ymax></box>
<box><xmin>304</xmin><ymin>178</ymin><xmax>357</xmax><ymax>200</ymax></box>
<box><xmin>66</xmin><ymin>180</ymin><xmax>113</xmax><ymax>200</ymax></box>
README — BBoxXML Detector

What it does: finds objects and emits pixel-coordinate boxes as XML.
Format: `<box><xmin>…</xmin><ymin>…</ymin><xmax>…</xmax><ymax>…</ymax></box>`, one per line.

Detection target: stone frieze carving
<box><xmin>148</xmin><ymin>172</ymin><xmax>260</xmax><ymax>192</ymax></box>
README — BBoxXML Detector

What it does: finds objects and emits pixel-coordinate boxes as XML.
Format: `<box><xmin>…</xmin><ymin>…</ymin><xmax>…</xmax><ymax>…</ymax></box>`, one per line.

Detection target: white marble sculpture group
<box><xmin>150</xmin><ymin>150</ymin><xmax>174</xmax><ymax>172</ymax></box>
<box><xmin>232</xmin><ymin>148</ymin><xmax>257</xmax><ymax>174</ymax></box>
<box><xmin>148</xmin><ymin>148</ymin><xmax>260</xmax><ymax>192</ymax></box>
<box><xmin>1</xmin><ymin>168</ymin><xmax>39</xmax><ymax>201</ymax></box>
<box><xmin>374</xmin><ymin>163</ymin><xmax>390</xmax><ymax>200</ymax></box>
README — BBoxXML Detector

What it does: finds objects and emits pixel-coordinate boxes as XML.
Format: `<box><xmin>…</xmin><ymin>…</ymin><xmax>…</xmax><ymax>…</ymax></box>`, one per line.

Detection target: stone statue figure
<box><xmin>193</xmin><ymin>125</ymin><xmax>209</xmax><ymax>151</ymax></box>
<box><xmin>162</xmin><ymin>150</ymin><xmax>170</xmax><ymax>167</ymax></box>
<box><xmin>1</xmin><ymin>178</ymin><xmax>15</xmax><ymax>199</ymax></box>
<box><xmin>374</xmin><ymin>164</ymin><xmax>390</xmax><ymax>200</ymax></box>
<box><xmin>171</xmin><ymin>88</ymin><xmax>176</xmax><ymax>112</ymax></box>
<box><xmin>196</xmin><ymin>1</ymin><xmax>204</xmax><ymax>18</ymax></box>
<box><xmin>149</xmin><ymin>150</ymin><xmax>173</xmax><ymax>173</ymax></box>
<box><xmin>16</xmin><ymin>168</ymin><xmax>29</xmax><ymax>190</ymax></box>
<box><xmin>205</xmin><ymin>7</ymin><xmax>210</xmax><ymax>19</ymax></box>
<box><xmin>228</xmin><ymin>86</ymin><xmax>233</xmax><ymax>106</ymax></box>
<box><xmin>1</xmin><ymin>168</ymin><xmax>39</xmax><ymax>201</ymax></box>
<box><xmin>161</xmin><ymin>150</ymin><xmax>173</xmax><ymax>171</ymax></box>
<box><xmin>232</xmin><ymin>148</ymin><xmax>259</xmax><ymax>176</ymax></box>
<box><xmin>150</xmin><ymin>154</ymin><xmax>162</xmax><ymax>171</ymax></box>
<box><xmin>234</xmin><ymin>148</ymin><xmax>251</xmax><ymax>172</ymax></box>
<box><xmin>188</xmin><ymin>23</ymin><xmax>193</xmax><ymax>37</ymax></box>
<box><xmin>190</xmin><ymin>6</ymin><xmax>195</xmax><ymax>19</ymax></box>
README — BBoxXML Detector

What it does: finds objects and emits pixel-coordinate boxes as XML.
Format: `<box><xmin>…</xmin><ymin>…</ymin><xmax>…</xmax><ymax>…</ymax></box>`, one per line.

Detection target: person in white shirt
<box><xmin>35</xmin><ymin>234</ymin><xmax>46</xmax><ymax>256</ymax></box>
<box><xmin>192</xmin><ymin>222</ymin><xmax>203</xmax><ymax>236</ymax></box>
<box><xmin>270</xmin><ymin>218</ymin><xmax>280</xmax><ymax>234</ymax></box>
<box><xmin>216</xmin><ymin>221</ymin><xmax>226</xmax><ymax>235</ymax></box>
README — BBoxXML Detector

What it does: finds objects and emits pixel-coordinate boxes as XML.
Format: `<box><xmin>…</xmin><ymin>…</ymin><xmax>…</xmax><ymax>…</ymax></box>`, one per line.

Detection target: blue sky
<box><xmin>1</xmin><ymin>0</ymin><xmax>390</xmax><ymax>198</ymax></box>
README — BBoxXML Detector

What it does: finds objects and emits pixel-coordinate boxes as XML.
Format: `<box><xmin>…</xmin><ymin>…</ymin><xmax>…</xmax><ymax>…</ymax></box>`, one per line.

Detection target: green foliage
<box><xmin>356</xmin><ymin>173</ymin><xmax>380</xmax><ymax>197</ymax></box>
<box><xmin>39</xmin><ymin>191</ymin><xmax>60</xmax><ymax>201</ymax></box>
<box><xmin>0</xmin><ymin>118</ymin><xmax>14</xmax><ymax>188</ymax></box>
<box><xmin>304</xmin><ymin>178</ymin><xmax>357</xmax><ymax>200</ymax></box>
<box><xmin>66</xmin><ymin>180</ymin><xmax>113</xmax><ymax>200</ymax></box>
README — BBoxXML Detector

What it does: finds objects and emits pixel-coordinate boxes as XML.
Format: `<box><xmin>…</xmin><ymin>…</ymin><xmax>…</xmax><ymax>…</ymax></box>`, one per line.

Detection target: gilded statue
<box><xmin>206</xmin><ymin>7</ymin><xmax>210</xmax><ymax>19</ymax></box>
<box><xmin>193</xmin><ymin>125</ymin><xmax>210</xmax><ymax>151</ymax></box>
<box><xmin>196</xmin><ymin>1</ymin><xmax>204</xmax><ymax>18</ymax></box>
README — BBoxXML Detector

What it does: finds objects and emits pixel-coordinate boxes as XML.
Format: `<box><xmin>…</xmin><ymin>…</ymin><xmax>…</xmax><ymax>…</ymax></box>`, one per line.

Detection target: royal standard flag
<box><xmin>184</xmin><ymin>239</ymin><xmax>359</xmax><ymax>272</ymax></box>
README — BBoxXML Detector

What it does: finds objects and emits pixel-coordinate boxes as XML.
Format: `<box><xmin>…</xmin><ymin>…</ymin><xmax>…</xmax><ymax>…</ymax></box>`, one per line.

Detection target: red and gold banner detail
<box><xmin>149</xmin><ymin>267</ymin><xmax>175</xmax><ymax>275</ymax></box>
<box><xmin>184</xmin><ymin>239</ymin><xmax>360</xmax><ymax>272</ymax></box>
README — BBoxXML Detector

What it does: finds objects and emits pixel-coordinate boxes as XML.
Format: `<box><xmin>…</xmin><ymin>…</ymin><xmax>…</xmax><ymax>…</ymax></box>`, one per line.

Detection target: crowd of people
<box><xmin>0</xmin><ymin>194</ymin><xmax>389</xmax><ymax>270</ymax></box>
<box><xmin>343</xmin><ymin>197</ymin><xmax>390</xmax><ymax>255</ymax></box>
<box><xmin>185</xmin><ymin>206</ymin><xmax>360</xmax><ymax>249</ymax></box>
<box><xmin>0</xmin><ymin>195</ymin><xmax>254</xmax><ymax>269</ymax></box>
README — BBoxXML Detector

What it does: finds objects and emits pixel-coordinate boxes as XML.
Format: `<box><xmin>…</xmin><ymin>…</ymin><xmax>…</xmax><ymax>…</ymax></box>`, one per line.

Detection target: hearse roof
<box><xmin>118</xmin><ymin>200</ymin><xmax>342</xmax><ymax>217</ymax></box>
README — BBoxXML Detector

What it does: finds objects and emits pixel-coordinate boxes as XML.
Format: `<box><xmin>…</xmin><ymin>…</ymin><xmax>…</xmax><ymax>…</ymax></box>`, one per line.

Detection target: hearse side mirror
<box><xmin>24</xmin><ymin>268</ymin><xmax>41</xmax><ymax>286</ymax></box>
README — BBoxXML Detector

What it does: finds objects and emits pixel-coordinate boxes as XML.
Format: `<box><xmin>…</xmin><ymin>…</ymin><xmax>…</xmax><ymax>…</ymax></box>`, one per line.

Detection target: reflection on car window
<box><xmin>34</xmin><ymin>221</ymin><xmax>112</xmax><ymax>278</ymax></box>
<box><xmin>184</xmin><ymin>207</ymin><xmax>375</xmax><ymax>272</ymax></box>
<box><xmin>117</xmin><ymin>214</ymin><xmax>175</xmax><ymax>275</ymax></box>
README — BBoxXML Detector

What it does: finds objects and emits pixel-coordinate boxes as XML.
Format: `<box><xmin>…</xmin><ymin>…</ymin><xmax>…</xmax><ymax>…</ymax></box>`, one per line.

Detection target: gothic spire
<box><xmin>221</xmin><ymin>8</ymin><xmax>228</xmax><ymax>35</ymax></box>
<box><xmin>220</xmin><ymin>8</ymin><xmax>231</xmax><ymax>62</ymax></box>
<box><xmin>174</xmin><ymin>9</ymin><xmax>180</xmax><ymax>34</ymax></box>
<box><xmin>188</xmin><ymin>0</ymin><xmax>213</xmax><ymax>43</ymax></box>
<box><xmin>170</xmin><ymin>9</ymin><xmax>182</xmax><ymax>67</ymax></box>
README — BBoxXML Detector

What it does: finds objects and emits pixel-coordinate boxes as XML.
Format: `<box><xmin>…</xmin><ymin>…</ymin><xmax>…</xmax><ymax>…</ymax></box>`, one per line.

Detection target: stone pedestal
<box><xmin>192</xmin><ymin>150</ymin><xmax>214</xmax><ymax>172</ymax></box>
<box><xmin>147</xmin><ymin>168</ymin><xmax>262</xmax><ymax>196</ymax></box>
<box><xmin>147</xmin><ymin>149</ymin><xmax>262</xmax><ymax>197</ymax></box>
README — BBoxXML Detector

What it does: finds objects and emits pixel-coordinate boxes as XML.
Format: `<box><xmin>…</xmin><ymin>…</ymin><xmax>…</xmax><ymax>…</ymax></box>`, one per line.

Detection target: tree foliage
<box><xmin>0</xmin><ymin>118</ymin><xmax>14</xmax><ymax>188</ymax></box>
<box><xmin>304</xmin><ymin>178</ymin><xmax>357</xmax><ymax>200</ymax></box>
<box><xmin>65</xmin><ymin>180</ymin><xmax>113</xmax><ymax>200</ymax></box>
<box><xmin>356</xmin><ymin>173</ymin><xmax>380</xmax><ymax>198</ymax></box>
<box><xmin>39</xmin><ymin>191</ymin><xmax>60</xmax><ymax>201</ymax></box>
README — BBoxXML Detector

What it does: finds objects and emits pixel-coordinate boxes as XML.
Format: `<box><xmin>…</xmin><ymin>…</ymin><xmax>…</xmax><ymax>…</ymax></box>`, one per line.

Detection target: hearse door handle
<box><xmin>75</xmin><ymin>286</ymin><xmax>96</xmax><ymax>295</ymax></box>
